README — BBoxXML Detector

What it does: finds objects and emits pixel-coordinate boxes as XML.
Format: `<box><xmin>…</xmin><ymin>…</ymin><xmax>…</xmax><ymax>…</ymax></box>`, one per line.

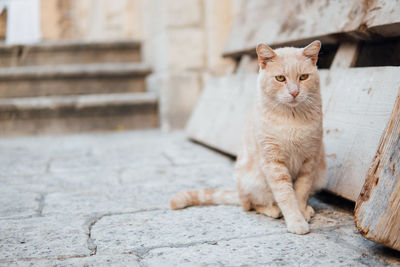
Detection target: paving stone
<box><xmin>92</xmin><ymin>206</ymin><xmax>286</xmax><ymax>255</ymax></box>
<box><xmin>0</xmin><ymin>169</ymin><xmax>121</xmax><ymax>194</ymax></box>
<box><xmin>0</xmin><ymin>188</ymin><xmax>39</xmax><ymax>219</ymax></box>
<box><xmin>0</xmin><ymin>147</ymin><xmax>49</xmax><ymax>178</ymax></box>
<box><xmin>0</xmin><ymin>216</ymin><xmax>90</xmax><ymax>262</ymax></box>
<box><xmin>42</xmin><ymin>184</ymin><xmax>173</xmax><ymax>216</ymax></box>
<box><xmin>327</xmin><ymin>225</ymin><xmax>400</xmax><ymax>265</ymax></box>
<box><xmin>91</xmin><ymin>205</ymin><xmax>355</xmax><ymax>256</ymax></box>
<box><xmin>43</xmin><ymin>162</ymin><xmax>235</xmax><ymax>216</ymax></box>
<box><xmin>6</xmin><ymin>254</ymin><xmax>140</xmax><ymax>267</ymax></box>
<box><xmin>119</xmin><ymin>162</ymin><xmax>234</xmax><ymax>188</ymax></box>
<box><xmin>0</xmin><ymin>130</ymin><xmax>399</xmax><ymax>265</ymax></box>
<box><xmin>141</xmin><ymin>233</ymin><xmax>387</xmax><ymax>266</ymax></box>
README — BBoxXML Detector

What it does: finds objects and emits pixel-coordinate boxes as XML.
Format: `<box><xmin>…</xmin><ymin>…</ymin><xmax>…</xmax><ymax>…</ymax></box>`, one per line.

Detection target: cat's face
<box><xmin>256</xmin><ymin>41</ymin><xmax>321</xmax><ymax>107</ymax></box>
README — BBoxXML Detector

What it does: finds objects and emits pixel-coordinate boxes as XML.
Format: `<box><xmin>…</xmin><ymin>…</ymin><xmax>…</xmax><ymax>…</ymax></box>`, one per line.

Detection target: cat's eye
<box><xmin>299</xmin><ymin>74</ymin><xmax>309</xmax><ymax>81</ymax></box>
<box><xmin>275</xmin><ymin>75</ymin><xmax>286</xmax><ymax>82</ymax></box>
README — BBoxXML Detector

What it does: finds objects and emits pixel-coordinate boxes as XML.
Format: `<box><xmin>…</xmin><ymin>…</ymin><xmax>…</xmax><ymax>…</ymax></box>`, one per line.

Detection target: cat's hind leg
<box><xmin>302</xmin><ymin>205</ymin><xmax>315</xmax><ymax>222</ymax></box>
<box><xmin>254</xmin><ymin>205</ymin><xmax>282</xmax><ymax>219</ymax></box>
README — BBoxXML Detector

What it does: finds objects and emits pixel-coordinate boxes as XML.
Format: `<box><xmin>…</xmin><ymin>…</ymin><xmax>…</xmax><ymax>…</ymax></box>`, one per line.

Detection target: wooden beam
<box><xmin>330</xmin><ymin>42</ymin><xmax>359</xmax><ymax>69</ymax></box>
<box><xmin>223</xmin><ymin>0</ymin><xmax>400</xmax><ymax>58</ymax></box>
<box><xmin>185</xmin><ymin>73</ymin><xmax>257</xmax><ymax>156</ymax></box>
<box><xmin>354</xmin><ymin>91</ymin><xmax>400</xmax><ymax>251</ymax></box>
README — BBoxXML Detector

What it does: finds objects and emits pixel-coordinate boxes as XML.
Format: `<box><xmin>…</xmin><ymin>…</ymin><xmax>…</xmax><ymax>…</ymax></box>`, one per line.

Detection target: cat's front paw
<box><xmin>286</xmin><ymin>218</ymin><xmax>309</xmax><ymax>235</ymax></box>
<box><xmin>301</xmin><ymin>205</ymin><xmax>315</xmax><ymax>222</ymax></box>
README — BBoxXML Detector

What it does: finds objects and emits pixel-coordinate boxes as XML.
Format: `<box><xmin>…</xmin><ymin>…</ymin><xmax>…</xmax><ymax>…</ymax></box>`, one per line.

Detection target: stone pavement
<box><xmin>0</xmin><ymin>130</ymin><xmax>399</xmax><ymax>266</ymax></box>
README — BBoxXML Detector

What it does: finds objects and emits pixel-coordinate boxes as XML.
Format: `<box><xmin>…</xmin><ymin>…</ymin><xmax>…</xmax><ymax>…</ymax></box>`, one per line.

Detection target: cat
<box><xmin>170</xmin><ymin>41</ymin><xmax>326</xmax><ymax>235</ymax></box>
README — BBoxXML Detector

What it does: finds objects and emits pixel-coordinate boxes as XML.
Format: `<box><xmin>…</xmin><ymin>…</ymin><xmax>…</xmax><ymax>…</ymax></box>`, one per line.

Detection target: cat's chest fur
<box><xmin>258</xmin><ymin>117</ymin><xmax>321</xmax><ymax>177</ymax></box>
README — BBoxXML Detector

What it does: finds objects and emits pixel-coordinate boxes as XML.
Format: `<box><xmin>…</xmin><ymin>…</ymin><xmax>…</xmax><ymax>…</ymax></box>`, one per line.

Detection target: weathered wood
<box><xmin>186</xmin><ymin>67</ymin><xmax>400</xmax><ymax>201</ymax></box>
<box><xmin>236</xmin><ymin>55</ymin><xmax>258</xmax><ymax>74</ymax></box>
<box><xmin>223</xmin><ymin>0</ymin><xmax>400</xmax><ymax>58</ymax></box>
<box><xmin>354</xmin><ymin>91</ymin><xmax>400</xmax><ymax>251</ymax></box>
<box><xmin>330</xmin><ymin>42</ymin><xmax>360</xmax><ymax>68</ymax></box>
<box><xmin>321</xmin><ymin>67</ymin><xmax>400</xmax><ymax>200</ymax></box>
<box><xmin>186</xmin><ymin>73</ymin><xmax>258</xmax><ymax>155</ymax></box>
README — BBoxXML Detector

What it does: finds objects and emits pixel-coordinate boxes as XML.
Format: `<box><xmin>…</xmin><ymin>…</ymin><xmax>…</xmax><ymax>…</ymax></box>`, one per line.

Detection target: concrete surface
<box><xmin>0</xmin><ymin>130</ymin><xmax>399</xmax><ymax>266</ymax></box>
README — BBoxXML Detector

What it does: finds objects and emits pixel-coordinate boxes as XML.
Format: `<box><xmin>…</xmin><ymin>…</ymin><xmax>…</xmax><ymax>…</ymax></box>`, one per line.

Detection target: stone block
<box><xmin>204</xmin><ymin>0</ymin><xmax>237</xmax><ymax>75</ymax></box>
<box><xmin>166</xmin><ymin>0</ymin><xmax>202</xmax><ymax>27</ymax></box>
<box><xmin>0</xmin><ymin>188</ymin><xmax>39</xmax><ymax>219</ymax></box>
<box><xmin>141</xmin><ymin>231</ymin><xmax>385</xmax><ymax>266</ymax></box>
<box><xmin>7</xmin><ymin>254</ymin><xmax>140</xmax><ymax>267</ymax></box>
<box><xmin>0</xmin><ymin>216</ymin><xmax>90</xmax><ymax>261</ymax></box>
<box><xmin>151</xmin><ymin>72</ymin><xmax>202</xmax><ymax>131</ymax></box>
<box><xmin>92</xmin><ymin>206</ymin><xmax>286</xmax><ymax>255</ymax></box>
<box><xmin>167</xmin><ymin>28</ymin><xmax>204</xmax><ymax>71</ymax></box>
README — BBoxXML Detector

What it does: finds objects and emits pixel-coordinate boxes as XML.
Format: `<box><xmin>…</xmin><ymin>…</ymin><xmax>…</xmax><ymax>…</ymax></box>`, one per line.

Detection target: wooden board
<box><xmin>223</xmin><ymin>0</ymin><xmax>400</xmax><ymax>57</ymax></box>
<box><xmin>186</xmin><ymin>67</ymin><xmax>400</xmax><ymax>201</ymax></box>
<box><xmin>186</xmin><ymin>73</ymin><xmax>257</xmax><ymax>155</ymax></box>
<box><xmin>330</xmin><ymin>42</ymin><xmax>359</xmax><ymax>69</ymax></box>
<box><xmin>354</xmin><ymin>91</ymin><xmax>400</xmax><ymax>251</ymax></box>
<box><xmin>321</xmin><ymin>67</ymin><xmax>400</xmax><ymax>200</ymax></box>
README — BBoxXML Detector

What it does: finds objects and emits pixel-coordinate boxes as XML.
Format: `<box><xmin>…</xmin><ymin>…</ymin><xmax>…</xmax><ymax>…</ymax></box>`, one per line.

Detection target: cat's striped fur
<box><xmin>170</xmin><ymin>41</ymin><xmax>326</xmax><ymax>235</ymax></box>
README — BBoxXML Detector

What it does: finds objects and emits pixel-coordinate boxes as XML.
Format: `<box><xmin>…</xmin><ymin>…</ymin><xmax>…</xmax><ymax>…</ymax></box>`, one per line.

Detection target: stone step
<box><xmin>0</xmin><ymin>92</ymin><xmax>159</xmax><ymax>136</ymax></box>
<box><xmin>0</xmin><ymin>63</ymin><xmax>152</xmax><ymax>98</ymax></box>
<box><xmin>0</xmin><ymin>40</ymin><xmax>142</xmax><ymax>67</ymax></box>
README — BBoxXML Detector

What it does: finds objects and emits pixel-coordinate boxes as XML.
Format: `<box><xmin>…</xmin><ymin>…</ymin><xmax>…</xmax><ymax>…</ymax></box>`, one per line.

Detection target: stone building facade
<box><xmin>2</xmin><ymin>0</ymin><xmax>243</xmax><ymax>130</ymax></box>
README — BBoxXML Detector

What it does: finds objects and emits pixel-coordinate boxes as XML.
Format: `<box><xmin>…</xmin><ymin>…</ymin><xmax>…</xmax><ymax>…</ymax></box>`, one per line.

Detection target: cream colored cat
<box><xmin>170</xmin><ymin>41</ymin><xmax>326</xmax><ymax>235</ymax></box>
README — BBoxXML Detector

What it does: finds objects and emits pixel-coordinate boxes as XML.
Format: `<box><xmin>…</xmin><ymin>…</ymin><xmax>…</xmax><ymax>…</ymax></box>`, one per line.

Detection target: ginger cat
<box><xmin>170</xmin><ymin>41</ymin><xmax>326</xmax><ymax>235</ymax></box>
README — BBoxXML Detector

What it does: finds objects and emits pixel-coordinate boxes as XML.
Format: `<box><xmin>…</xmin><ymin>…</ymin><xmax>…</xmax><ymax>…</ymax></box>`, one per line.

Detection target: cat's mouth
<box><xmin>288</xmin><ymin>99</ymin><xmax>299</xmax><ymax>106</ymax></box>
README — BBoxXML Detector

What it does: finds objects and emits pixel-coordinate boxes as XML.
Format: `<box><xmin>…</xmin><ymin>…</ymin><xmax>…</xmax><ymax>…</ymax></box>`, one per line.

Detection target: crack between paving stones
<box><xmin>0</xmin><ymin>254</ymin><xmax>89</xmax><ymax>264</ymax></box>
<box><xmin>124</xmin><ymin>222</ymin><xmax>358</xmax><ymax>264</ymax></box>
<box><xmin>116</xmin><ymin>168</ymin><xmax>125</xmax><ymax>186</ymax></box>
<box><xmin>84</xmin><ymin>206</ymin><xmax>356</xmax><ymax>260</ymax></box>
<box><xmin>35</xmin><ymin>193</ymin><xmax>46</xmax><ymax>217</ymax></box>
<box><xmin>315</xmin><ymin>224</ymin><xmax>398</xmax><ymax>265</ymax></box>
<box><xmin>45</xmin><ymin>157</ymin><xmax>54</xmax><ymax>174</ymax></box>
<box><xmin>125</xmin><ymin>233</ymin><xmax>287</xmax><ymax>266</ymax></box>
<box><xmin>86</xmin><ymin>208</ymin><xmax>164</xmax><ymax>257</ymax></box>
<box><xmin>161</xmin><ymin>152</ymin><xmax>176</xmax><ymax>166</ymax></box>
<box><xmin>1</xmin><ymin>222</ymin><xmax>361</xmax><ymax>265</ymax></box>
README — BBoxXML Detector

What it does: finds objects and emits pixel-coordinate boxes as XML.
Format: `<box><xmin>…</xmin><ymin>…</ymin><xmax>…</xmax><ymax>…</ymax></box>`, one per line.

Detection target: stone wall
<box><xmin>143</xmin><ymin>0</ymin><xmax>240</xmax><ymax>130</ymax></box>
<box><xmin>39</xmin><ymin>0</ymin><xmax>240</xmax><ymax>131</ymax></box>
<box><xmin>0</xmin><ymin>9</ymin><xmax>6</xmax><ymax>40</ymax></box>
<box><xmin>41</xmin><ymin>0</ymin><xmax>143</xmax><ymax>41</ymax></box>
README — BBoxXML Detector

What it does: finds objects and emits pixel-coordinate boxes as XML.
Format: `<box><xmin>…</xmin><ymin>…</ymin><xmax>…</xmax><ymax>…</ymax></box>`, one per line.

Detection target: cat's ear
<box><xmin>303</xmin><ymin>40</ymin><xmax>321</xmax><ymax>65</ymax></box>
<box><xmin>256</xmin><ymin>43</ymin><xmax>276</xmax><ymax>69</ymax></box>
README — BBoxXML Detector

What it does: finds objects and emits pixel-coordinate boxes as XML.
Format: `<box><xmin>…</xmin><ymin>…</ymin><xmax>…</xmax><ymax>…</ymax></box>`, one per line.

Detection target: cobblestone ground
<box><xmin>0</xmin><ymin>130</ymin><xmax>399</xmax><ymax>266</ymax></box>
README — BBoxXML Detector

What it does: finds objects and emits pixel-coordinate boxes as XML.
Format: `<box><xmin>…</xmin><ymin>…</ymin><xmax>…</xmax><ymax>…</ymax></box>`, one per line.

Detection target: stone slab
<box><xmin>0</xmin><ymin>216</ymin><xmax>90</xmax><ymax>262</ymax></box>
<box><xmin>6</xmin><ymin>254</ymin><xmax>140</xmax><ymax>267</ymax></box>
<box><xmin>0</xmin><ymin>130</ymin><xmax>399</xmax><ymax>265</ymax></box>
<box><xmin>142</xmin><ymin>231</ymin><xmax>387</xmax><ymax>266</ymax></box>
<box><xmin>0</xmin><ymin>188</ymin><xmax>39</xmax><ymax>219</ymax></box>
<box><xmin>0</xmin><ymin>40</ymin><xmax>142</xmax><ymax>67</ymax></box>
<box><xmin>91</xmin><ymin>205</ymin><xmax>354</xmax><ymax>256</ymax></box>
<box><xmin>0</xmin><ymin>63</ymin><xmax>150</xmax><ymax>98</ymax></box>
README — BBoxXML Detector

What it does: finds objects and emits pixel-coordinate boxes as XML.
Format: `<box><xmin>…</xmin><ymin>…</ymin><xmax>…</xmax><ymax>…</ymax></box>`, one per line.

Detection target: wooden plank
<box><xmin>321</xmin><ymin>67</ymin><xmax>400</xmax><ymax>200</ymax></box>
<box><xmin>354</xmin><ymin>91</ymin><xmax>400</xmax><ymax>251</ymax></box>
<box><xmin>223</xmin><ymin>0</ymin><xmax>400</xmax><ymax>57</ymax></box>
<box><xmin>236</xmin><ymin>55</ymin><xmax>258</xmax><ymax>74</ymax></box>
<box><xmin>330</xmin><ymin>42</ymin><xmax>360</xmax><ymax>69</ymax></box>
<box><xmin>186</xmin><ymin>73</ymin><xmax>257</xmax><ymax>155</ymax></box>
<box><xmin>186</xmin><ymin>67</ymin><xmax>400</xmax><ymax>201</ymax></box>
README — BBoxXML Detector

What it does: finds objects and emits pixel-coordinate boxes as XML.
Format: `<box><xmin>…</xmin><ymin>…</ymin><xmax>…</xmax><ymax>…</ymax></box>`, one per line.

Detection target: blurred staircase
<box><xmin>0</xmin><ymin>40</ymin><xmax>158</xmax><ymax>136</ymax></box>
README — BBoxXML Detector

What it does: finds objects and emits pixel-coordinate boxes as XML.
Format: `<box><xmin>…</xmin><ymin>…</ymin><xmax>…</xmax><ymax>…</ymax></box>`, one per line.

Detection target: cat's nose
<box><xmin>290</xmin><ymin>90</ymin><xmax>299</xmax><ymax>98</ymax></box>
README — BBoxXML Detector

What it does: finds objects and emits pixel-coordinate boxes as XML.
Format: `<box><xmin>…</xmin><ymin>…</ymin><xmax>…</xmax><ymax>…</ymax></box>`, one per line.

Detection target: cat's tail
<box><xmin>170</xmin><ymin>189</ymin><xmax>240</xmax><ymax>210</ymax></box>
